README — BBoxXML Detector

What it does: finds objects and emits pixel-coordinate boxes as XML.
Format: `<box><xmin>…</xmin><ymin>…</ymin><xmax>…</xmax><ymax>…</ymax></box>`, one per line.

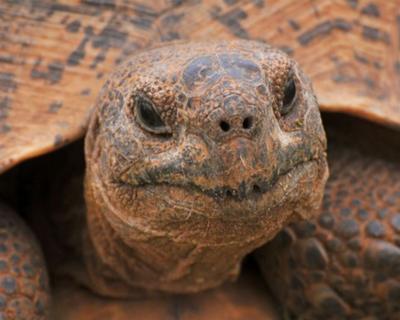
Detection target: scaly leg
<box><xmin>256</xmin><ymin>116</ymin><xmax>400</xmax><ymax>319</ymax></box>
<box><xmin>0</xmin><ymin>202</ymin><xmax>49</xmax><ymax>320</ymax></box>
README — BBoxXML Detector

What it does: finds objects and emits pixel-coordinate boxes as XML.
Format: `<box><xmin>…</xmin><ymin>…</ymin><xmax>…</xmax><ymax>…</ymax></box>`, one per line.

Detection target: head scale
<box><xmin>84</xmin><ymin>40</ymin><xmax>328</xmax><ymax>293</ymax></box>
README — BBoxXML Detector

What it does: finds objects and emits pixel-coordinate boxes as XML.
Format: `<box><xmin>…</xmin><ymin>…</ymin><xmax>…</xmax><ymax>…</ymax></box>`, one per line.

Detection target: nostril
<box><xmin>252</xmin><ymin>184</ymin><xmax>261</xmax><ymax>194</ymax></box>
<box><xmin>242</xmin><ymin>117</ymin><xmax>253</xmax><ymax>129</ymax></box>
<box><xmin>219</xmin><ymin>121</ymin><xmax>230</xmax><ymax>132</ymax></box>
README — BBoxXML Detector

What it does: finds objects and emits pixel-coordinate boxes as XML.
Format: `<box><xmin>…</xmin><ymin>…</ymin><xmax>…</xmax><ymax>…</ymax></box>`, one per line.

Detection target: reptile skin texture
<box><xmin>12</xmin><ymin>40</ymin><xmax>327</xmax><ymax>318</ymax></box>
<box><xmin>256</xmin><ymin>114</ymin><xmax>400</xmax><ymax>320</ymax></box>
<box><xmin>83</xmin><ymin>40</ymin><xmax>328</xmax><ymax>297</ymax></box>
<box><xmin>0</xmin><ymin>203</ymin><xmax>49</xmax><ymax>320</ymax></box>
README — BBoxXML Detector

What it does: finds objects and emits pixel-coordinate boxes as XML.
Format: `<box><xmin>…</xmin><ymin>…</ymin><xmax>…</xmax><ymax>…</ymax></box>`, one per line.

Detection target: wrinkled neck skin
<box><xmin>82</xmin><ymin>40</ymin><xmax>329</xmax><ymax>297</ymax></box>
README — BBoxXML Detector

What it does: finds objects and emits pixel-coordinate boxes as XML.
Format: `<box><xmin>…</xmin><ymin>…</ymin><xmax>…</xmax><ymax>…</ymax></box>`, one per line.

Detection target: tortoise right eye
<box><xmin>135</xmin><ymin>96</ymin><xmax>171</xmax><ymax>135</ymax></box>
<box><xmin>280</xmin><ymin>77</ymin><xmax>297</xmax><ymax>116</ymax></box>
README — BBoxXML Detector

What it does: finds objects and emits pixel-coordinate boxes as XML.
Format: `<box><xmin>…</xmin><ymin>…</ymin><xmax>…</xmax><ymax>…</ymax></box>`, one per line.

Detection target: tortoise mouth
<box><xmin>199</xmin><ymin>160</ymin><xmax>316</xmax><ymax>201</ymax></box>
<box><xmin>132</xmin><ymin>156</ymin><xmax>323</xmax><ymax>203</ymax></box>
<box><xmin>90</xmin><ymin>155</ymin><xmax>327</xmax><ymax>246</ymax></box>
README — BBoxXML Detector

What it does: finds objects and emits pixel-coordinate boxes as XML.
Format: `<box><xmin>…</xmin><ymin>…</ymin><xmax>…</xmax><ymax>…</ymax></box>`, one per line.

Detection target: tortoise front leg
<box><xmin>255</xmin><ymin>119</ymin><xmax>400</xmax><ymax>319</ymax></box>
<box><xmin>0</xmin><ymin>202</ymin><xmax>49</xmax><ymax>320</ymax></box>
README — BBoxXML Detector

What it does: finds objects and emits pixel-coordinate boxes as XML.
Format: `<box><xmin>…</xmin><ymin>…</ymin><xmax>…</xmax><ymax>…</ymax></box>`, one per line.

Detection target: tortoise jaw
<box><xmin>88</xmin><ymin>154</ymin><xmax>327</xmax><ymax>247</ymax></box>
<box><xmin>116</xmin><ymin>155</ymin><xmax>325</xmax><ymax>208</ymax></box>
<box><xmin>126</xmin><ymin>154</ymin><xmax>324</xmax><ymax>202</ymax></box>
<box><xmin>200</xmin><ymin>159</ymin><xmax>316</xmax><ymax>202</ymax></box>
<box><xmin>180</xmin><ymin>156</ymin><xmax>325</xmax><ymax>207</ymax></box>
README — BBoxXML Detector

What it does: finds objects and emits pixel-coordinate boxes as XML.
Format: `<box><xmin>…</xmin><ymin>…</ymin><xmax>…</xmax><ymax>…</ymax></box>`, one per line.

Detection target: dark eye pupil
<box><xmin>137</xmin><ymin>98</ymin><xmax>165</xmax><ymax>129</ymax></box>
<box><xmin>281</xmin><ymin>78</ymin><xmax>296</xmax><ymax>115</ymax></box>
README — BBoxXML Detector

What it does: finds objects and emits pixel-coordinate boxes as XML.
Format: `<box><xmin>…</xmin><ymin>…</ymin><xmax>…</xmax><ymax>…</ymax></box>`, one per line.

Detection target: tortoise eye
<box><xmin>135</xmin><ymin>96</ymin><xmax>171</xmax><ymax>135</ymax></box>
<box><xmin>281</xmin><ymin>77</ymin><xmax>296</xmax><ymax>116</ymax></box>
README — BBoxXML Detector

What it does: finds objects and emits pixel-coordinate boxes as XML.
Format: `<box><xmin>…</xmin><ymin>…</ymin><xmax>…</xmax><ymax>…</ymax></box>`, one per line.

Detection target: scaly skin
<box><xmin>0</xmin><ymin>203</ymin><xmax>49</xmax><ymax>320</ymax></box>
<box><xmin>256</xmin><ymin>115</ymin><xmax>400</xmax><ymax>320</ymax></box>
<box><xmin>0</xmin><ymin>39</ymin><xmax>328</xmax><ymax>317</ymax></box>
<box><xmin>82</xmin><ymin>40</ymin><xmax>328</xmax><ymax>297</ymax></box>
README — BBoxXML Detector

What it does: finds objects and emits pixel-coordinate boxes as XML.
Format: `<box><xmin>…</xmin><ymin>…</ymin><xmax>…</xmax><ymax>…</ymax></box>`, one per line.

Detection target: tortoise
<box><xmin>0</xmin><ymin>0</ymin><xmax>399</xmax><ymax>319</ymax></box>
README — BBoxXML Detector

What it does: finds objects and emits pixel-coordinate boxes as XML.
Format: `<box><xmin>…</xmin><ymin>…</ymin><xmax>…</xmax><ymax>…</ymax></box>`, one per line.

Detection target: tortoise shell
<box><xmin>0</xmin><ymin>0</ymin><xmax>399</xmax><ymax>172</ymax></box>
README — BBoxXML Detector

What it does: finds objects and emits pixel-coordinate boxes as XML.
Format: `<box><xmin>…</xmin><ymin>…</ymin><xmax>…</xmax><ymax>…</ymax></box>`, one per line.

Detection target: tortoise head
<box><xmin>84</xmin><ymin>40</ymin><xmax>328</xmax><ymax>292</ymax></box>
